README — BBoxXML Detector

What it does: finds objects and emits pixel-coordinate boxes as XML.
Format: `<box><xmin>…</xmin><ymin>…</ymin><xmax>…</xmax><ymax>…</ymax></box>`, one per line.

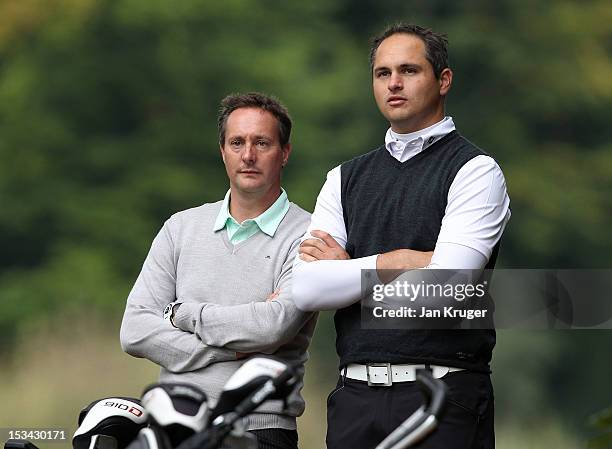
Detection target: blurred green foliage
<box><xmin>589</xmin><ymin>407</ymin><xmax>612</xmax><ymax>449</ymax></box>
<box><xmin>1</xmin><ymin>0</ymin><xmax>611</xmax><ymax>442</ymax></box>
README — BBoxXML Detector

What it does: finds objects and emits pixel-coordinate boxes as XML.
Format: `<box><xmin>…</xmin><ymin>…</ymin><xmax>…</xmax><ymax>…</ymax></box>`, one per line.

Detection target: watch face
<box><xmin>163</xmin><ymin>303</ymin><xmax>173</xmax><ymax>320</ymax></box>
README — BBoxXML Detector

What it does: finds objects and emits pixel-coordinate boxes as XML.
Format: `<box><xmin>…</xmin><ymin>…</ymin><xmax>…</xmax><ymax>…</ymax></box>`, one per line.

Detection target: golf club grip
<box><xmin>415</xmin><ymin>371</ymin><xmax>447</xmax><ymax>416</ymax></box>
<box><xmin>376</xmin><ymin>371</ymin><xmax>447</xmax><ymax>449</ymax></box>
<box><xmin>375</xmin><ymin>408</ymin><xmax>429</xmax><ymax>449</ymax></box>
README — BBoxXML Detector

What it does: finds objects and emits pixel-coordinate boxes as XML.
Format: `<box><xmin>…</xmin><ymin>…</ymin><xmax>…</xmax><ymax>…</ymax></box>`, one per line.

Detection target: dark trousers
<box><xmin>249</xmin><ymin>428</ymin><xmax>298</xmax><ymax>449</ymax></box>
<box><xmin>326</xmin><ymin>371</ymin><xmax>494</xmax><ymax>449</ymax></box>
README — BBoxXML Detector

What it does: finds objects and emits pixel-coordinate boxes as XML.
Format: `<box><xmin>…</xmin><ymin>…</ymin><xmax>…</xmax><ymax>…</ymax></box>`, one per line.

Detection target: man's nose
<box><xmin>388</xmin><ymin>72</ymin><xmax>403</xmax><ymax>91</ymax></box>
<box><xmin>241</xmin><ymin>142</ymin><xmax>257</xmax><ymax>163</ymax></box>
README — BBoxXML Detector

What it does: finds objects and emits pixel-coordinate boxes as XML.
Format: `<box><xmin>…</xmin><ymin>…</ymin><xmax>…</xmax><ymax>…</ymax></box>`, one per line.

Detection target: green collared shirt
<box><xmin>213</xmin><ymin>189</ymin><xmax>290</xmax><ymax>244</ymax></box>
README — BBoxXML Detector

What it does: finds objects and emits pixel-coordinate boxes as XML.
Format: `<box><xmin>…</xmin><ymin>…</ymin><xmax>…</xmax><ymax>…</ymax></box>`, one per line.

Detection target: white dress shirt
<box><xmin>292</xmin><ymin>117</ymin><xmax>511</xmax><ymax>311</ymax></box>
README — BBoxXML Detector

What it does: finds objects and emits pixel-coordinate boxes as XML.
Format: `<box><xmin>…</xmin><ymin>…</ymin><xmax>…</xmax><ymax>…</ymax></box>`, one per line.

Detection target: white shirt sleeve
<box><xmin>292</xmin><ymin>155</ymin><xmax>511</xmax><ymax>311</ymax></box>
<box><xmin>436</xmin><ymin>155</ymin><xmax>511</xmax><ymax>260</ymax></box>
<box><xmin>297</xmin><ymin>166</ymin><xmax>347</xmax><ymax>249</ymax></box>
<box><xmin>427</xmin><ymin>242</ymin><xmax>488</xmax><ymax>270</ymax></box>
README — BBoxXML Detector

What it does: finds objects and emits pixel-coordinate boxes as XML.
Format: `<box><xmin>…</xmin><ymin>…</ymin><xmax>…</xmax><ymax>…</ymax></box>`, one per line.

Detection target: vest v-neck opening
<box><xmin>382</xmin><ymin>130</ymin><xmax>459</xmax><ymax>170</ymax></box>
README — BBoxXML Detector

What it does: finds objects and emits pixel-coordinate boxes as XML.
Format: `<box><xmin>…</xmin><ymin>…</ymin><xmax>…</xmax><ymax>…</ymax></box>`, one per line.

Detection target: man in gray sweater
<box><xmin>120</xmin><ymin>92</ymin><xmax>315</xmax><ymax>449</ymax></box>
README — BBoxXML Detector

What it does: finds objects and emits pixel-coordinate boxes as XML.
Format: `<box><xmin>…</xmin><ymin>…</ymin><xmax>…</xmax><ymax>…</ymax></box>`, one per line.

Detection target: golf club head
<box><xmin>141</xmin><ymin>383</ymin><xmax>209</xmax><ymax>447</ymax></box>
<box><xmin>210</xmin><ymin>357</ymin><xmax>296</xmax><ymax>421</ymax></box>
<box><xmin>72</xmin><ymin>397</ymin><xmax>147</xmax><ymax>449</ymax></box>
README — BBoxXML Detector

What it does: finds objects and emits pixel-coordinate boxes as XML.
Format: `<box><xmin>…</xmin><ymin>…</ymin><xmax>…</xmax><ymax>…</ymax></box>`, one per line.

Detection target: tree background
<box><xmin>1</xmin><ymin>0</ymin><xmax>611</xmax><ymax>448</ymax></box>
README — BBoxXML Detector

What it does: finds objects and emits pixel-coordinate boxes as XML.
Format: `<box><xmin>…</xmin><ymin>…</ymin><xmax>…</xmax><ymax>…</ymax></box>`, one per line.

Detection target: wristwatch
<box><xmin>163</xmin><ymin>301</ymin><xmax>182</xmax><ymax>328</ymax></box>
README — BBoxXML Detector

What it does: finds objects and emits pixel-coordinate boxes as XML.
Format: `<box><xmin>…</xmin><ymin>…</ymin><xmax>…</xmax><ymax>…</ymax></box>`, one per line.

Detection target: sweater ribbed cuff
<box><xmin>173</xmin><ymin>302</ymin><xmax>199</xmax><ymax>333</ymax></box>
<box><xmin>245</xmin><ymin>413</ymin><xmax>296</xmax><ymax>431</ymax></box>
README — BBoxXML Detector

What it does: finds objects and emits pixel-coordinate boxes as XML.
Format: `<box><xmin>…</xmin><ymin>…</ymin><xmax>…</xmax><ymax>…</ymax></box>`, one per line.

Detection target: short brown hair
<box><xmin>369</xmin><ymin>23</ymin><xmax>449</xmax><ymax>79</ymax></box>
<box><xmin>217</xmin><ymin>92</ymin><xmax>292</xmax><ymax>147</ymax></box>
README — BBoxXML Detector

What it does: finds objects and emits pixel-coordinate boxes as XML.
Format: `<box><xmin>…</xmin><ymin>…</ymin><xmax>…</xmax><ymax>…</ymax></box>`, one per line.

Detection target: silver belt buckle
<box><xmin>366</xmin><ymin>363</ymin><xmax>392</xmax><ymax>386</ymax></box>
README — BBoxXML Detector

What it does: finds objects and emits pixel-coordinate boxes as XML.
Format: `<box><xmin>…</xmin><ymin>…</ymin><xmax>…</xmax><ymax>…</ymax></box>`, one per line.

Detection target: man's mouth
<box><xmin>239</xmin><ymin>170</ymin><xmax>260</xmax><ymax>175</ymax></box>
<box><xmin>387</xmin><ymin>96</ymin><xmax>407</xmax><ymax>106</ymax></box>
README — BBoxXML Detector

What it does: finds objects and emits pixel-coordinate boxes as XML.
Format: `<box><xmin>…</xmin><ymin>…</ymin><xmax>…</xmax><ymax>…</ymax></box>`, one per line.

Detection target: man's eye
<box><xmin>230</xmin><ymin>140</ymin><xmax>242</xmax><ymax>146</ymax></box>
<box><xmin>257</xmin><ymin>140</ymin><xmax>269</xmax><ymax>147</ymax></box>
<box><xmin>402</xmin><ymin>67</ymin><xmax>417</xmax><ymax>74</ymax></box>
<box><xmin>376</xmin><ymin>71</ymin><xmax>390</xmax><ymax>78</ymax></box>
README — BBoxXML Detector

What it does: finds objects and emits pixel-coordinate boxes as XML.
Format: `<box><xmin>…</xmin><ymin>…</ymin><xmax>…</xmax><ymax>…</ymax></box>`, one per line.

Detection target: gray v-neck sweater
<box><xmin>120</xmin><ymin>200</ymin><xmax>315</xmax><ymax>430</ymax></box>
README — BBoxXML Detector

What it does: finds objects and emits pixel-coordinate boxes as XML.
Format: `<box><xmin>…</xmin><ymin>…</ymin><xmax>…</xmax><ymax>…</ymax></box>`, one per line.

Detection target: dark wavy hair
<box><xmin>369</xmin><ymin>23</ymin><xmax>449</xmax><ymax>79</ymax></box>
<box><xmin>217</xmin><ymin>92</ymin><xmax>292</xmax><ymax>147</ymax></box>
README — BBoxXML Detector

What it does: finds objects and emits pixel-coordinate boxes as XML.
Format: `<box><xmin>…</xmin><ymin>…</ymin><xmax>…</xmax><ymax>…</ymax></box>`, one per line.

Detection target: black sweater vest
<box><xmin>337</xmin><ymin>131</ymin><xmax>497</xmax><ymax>372</ymax></box>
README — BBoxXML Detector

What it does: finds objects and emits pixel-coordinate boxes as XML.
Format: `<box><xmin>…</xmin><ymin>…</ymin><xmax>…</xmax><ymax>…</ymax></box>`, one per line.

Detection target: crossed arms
<box><xmin>292</xmin><ymin>156</ymin><xmax>510</xmax><ymax>311</ymax></box>
<box><xmin>120</xmin><ymin>219</ymin><xmax>313</xmax><ymax>373</ymax></box>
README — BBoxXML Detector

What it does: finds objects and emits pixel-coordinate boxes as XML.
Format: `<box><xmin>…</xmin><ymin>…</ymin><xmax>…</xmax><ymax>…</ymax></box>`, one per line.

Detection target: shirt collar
<box><xmin>384</xmin><ymin>116</ymin><xmax>456</xmax><ymax>160</ymax></box>
<box><xmin>213</xmin><ymin>188</ymin><xmax>290</xmax><ymax>237</ymax></box>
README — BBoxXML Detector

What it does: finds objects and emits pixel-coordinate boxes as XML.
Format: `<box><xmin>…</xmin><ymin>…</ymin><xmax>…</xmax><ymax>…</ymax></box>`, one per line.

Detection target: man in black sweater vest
<box><xmin>292</xmin><ymin>24</ymin><xmax>511</xmax><ymax>449</ymax></box>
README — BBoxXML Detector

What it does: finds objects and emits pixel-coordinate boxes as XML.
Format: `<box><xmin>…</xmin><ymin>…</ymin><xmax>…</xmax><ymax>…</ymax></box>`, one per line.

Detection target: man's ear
<box><xmin>281</xmin><ymin>143</ymin><xmax>292</xmax><ymax>167</ymax></box>
<box><xmin>439</xmin><ymin>68</ymin><xmax>453</xmax><ymax>96</ymax></box>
